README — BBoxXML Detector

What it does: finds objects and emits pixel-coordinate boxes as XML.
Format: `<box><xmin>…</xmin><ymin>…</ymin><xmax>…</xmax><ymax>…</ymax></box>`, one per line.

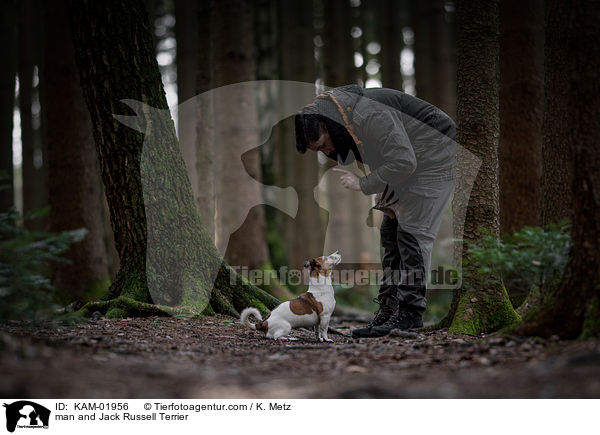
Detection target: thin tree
<box><xmin>66</xmin><ymin>0</ymin><xmax>277</xmax><ymax>317</ymax></box>
<box><xmin>519</xmin><ymin>0</ymin><xmax>600</xmax><ymax>338</ymax></box>
<box><xmin>444</xmin><ymin>0</ymin><xmax>520</xmax><ymax>334</ymax></box>
<box><xmin>19</xmin><ymin>0</ymin><xmax>45</xmax><ymax>223</ymax></box>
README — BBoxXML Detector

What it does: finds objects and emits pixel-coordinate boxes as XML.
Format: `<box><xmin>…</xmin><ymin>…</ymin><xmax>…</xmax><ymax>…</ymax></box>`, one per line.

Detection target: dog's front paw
<box><xmin>323</xmin><ymin>338</ymin><xmax>334</xmax><ymax>343</ymax></box>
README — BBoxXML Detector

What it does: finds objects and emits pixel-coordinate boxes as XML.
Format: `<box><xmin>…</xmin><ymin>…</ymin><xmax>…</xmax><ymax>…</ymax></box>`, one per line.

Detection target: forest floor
<box><xmin>1</xmin><ymin>314</ymin><xmax>600</xmax><ymax>398</ymax></box>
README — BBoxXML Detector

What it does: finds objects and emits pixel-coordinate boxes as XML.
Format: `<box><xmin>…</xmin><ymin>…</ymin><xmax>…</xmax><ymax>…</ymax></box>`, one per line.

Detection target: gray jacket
<box><xmin>312</xmin><ymin>85</ymin><xmax>456</xmax><ymax>195</ymax></box>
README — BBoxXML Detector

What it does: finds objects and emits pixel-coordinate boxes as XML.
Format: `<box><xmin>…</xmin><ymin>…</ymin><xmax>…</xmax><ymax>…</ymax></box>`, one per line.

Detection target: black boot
<box><xmin>351</xmin><ymin>295</ymin><xmax>399</xmax><ymax>338</ymax></box>
<box><xmin>370</xmin><ymin>306</ymin><xmax>424</xmax><ymax>337</ymax></box>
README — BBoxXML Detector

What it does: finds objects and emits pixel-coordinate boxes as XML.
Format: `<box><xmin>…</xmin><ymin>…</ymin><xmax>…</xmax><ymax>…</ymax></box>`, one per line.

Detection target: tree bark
<box><xmin>212</xmin><ymin>0</ymin><xmax>270</xmax><ymax>270</ymax></box>
<box><xmin>377</xmin><ymin>0</ymin><xmax>403</xmax><ymax>90</ymax></box>
<box><xmin>194</xmin><ymin>0</ymin><xmax>215</xmax><ymax>240</ymax></box>
<box><xmin>499</xmin><ymin>0</ymin><xmax>543</xmax><ymax>235</ymax></box>
<box><xmin>444</xmin><ymin>0</ymin><xmax>520</xmax><ymax>334</ymax></box>
<box><xmin>539</xmin><ymin>4</ymin><xmax>574</xmax><ymax>226</ymax></box>
<box><xmin>278</xmin><ymin>0</ymin><xmax>325</xmax><ymax>270</ymax></box>
<box><xmin>519</xmin><ymin>0</ymin><xmax>600</xmax><ymax>339</ymax></box>
<box><xmin>19</xmin><ymin>0</ymin><xmax>46</xmax><ymax>224</ymax></box>
<box><xmin>175</xmin><ymin>0</ymin><xmax>200</xmax><ymax>216</ymax></box>
<box><xmin>412</xmin><ymin>0</ymin><xmax>433</xmax><ymax>103</ymax></box>
<box><xmin>429</xmin><ymin>0</ymin><xmax>455</xmax><ymax>119</ymax></box>
<box><xmin>44</xmin><ymin>0</ymin><xmax>111</xmax><ymax>304</ymax></box>
<box><xmin>66</xmin><ymin>0</ymin><xmax>278</xmax><ymax>318</ymax></box>
<box><xmin>0</xmin><ymin>0</ymin><xmax>18</xmax><ymax>211</ymax></box>
<box><xmin>323</xmin><ymin>0</ymin><xmax>356</xmax><ymax>87</ymax></box>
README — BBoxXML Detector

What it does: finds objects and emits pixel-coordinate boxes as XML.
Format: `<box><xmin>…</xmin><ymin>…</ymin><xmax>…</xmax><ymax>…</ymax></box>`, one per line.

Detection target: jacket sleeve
<box><xmin>357</xmin><ymin>109</ymin><xmax>417</xmax><ymax>195</ymax></box>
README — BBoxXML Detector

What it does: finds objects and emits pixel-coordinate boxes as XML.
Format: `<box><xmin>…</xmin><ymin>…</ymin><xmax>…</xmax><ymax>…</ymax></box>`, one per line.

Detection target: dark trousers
<box><xmin>378</xmin><ymin>215</ymin><xmax>427</xmax><ymax>314</ymax></box>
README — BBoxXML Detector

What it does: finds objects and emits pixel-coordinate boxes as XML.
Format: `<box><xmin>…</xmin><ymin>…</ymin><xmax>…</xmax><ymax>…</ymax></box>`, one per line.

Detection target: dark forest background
<box><xmin>1</xmin><ymin>0</ymin><xmax>598</xmax><ymax>339</ymax></box>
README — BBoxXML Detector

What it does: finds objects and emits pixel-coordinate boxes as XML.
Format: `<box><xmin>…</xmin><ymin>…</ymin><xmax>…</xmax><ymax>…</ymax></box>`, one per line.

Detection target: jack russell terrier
<box><xmin>240</xmin><ymin>251</ymin><xmax>341</xmax><ymax>341</ymax></box>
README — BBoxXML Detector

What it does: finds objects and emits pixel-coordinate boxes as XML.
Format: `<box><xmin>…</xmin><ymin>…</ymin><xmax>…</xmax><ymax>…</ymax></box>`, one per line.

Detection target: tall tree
<box><xmin>429</xmin><ymin>0</ymin><xmax>455</xmax><ymax>119</ymax></box>
<box><xmin>499</xmin><ymin>0</ymin><xmax>543</xmax><ymax>235</ymax></box>
<box><xmin>412</xmin><ymin>0</ymin><xmax>455</xmax><ymax>117</ymax></box>
<box><xmin>323</xmin><ymin>0</ymin><xmax>356</xmax><ymax>87</ymax></box>
<box><xmin>411</xmin><ymin>0</ymin><xmax>433</xmax><ymax>104</ymax></box>
<box><xmin>175</xmin><ymin>0</ymin><xmax>200</xmax><ymax>211</ymax></box>
<box><xmin>444</xmin><ymin>0</ymin><xmax>520</xmax><ymax>334</ymax></box>
<box><xmin>0</xmin><ymin>0</ymin><xmax>18</xmax><ymax>210</ymax></box>
<box><xmin>278</xmin><ymin>0</ymin><xmax>325</xmax><ymax>269</ymax></box>
<box><xmin>193</xmin><ymin>0</ymin><xmax>216</xmax><ymax>240</ymax></box>
<box><xmin>539</xmin><ymin>4</ymin><xmax>574</xmax><ymax>227</ymax></box>
<box><xmin>519</xmin><ymin>0</ymin><xmax>600</xmax><ymax>339</ymax></box>
<box><xmin>66</xmin><ymin>0</ymin><xmax>277</xmax><ymax>317</ymax></box>
<box><xmin>44</xmin><ymin>0</ymin><xmax>111</xmax><ymax>303</ymax></box>
<box><xmin>212</xmin><ymin>0</ymin><xmax>272</xmax><ymax>271</ymax></box>
<box><xmin>19</xmin><ymin>0</ymin><xmax>45</xmax><ymax>222</ymax></box>
<box><xmin>376</xmin><ymin>0</ymin><xmax>403</xmax><ymax>90</ymax></box>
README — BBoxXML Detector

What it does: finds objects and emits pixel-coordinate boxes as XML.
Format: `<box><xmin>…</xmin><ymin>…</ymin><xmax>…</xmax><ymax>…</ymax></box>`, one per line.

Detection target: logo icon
<box><xmin>3</xmin><ymin>401</ymin><xmax>50</xmax><ymax>433</ymax></box>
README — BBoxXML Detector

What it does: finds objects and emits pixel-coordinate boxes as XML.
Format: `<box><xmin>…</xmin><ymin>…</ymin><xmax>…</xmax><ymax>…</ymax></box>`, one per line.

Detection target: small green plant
<box><xmin>0</xmin><ymin>207</ymin><xmax>87</xmax><ymax>322</ymax></box>
<box><xmin>464</xmin><ymin>220</ymin><xmax>571</xmax><ymax>307</ymax></box>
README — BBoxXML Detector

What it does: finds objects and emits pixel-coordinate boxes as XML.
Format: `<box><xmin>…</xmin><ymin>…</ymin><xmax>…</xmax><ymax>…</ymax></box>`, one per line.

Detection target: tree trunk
<box><xmin>499</xmin><ymin>0</ymin><xmax>543</xmax><ymax>236</ymax></box>
<box><xmin>377</xmin><ymin>0</ymin><xmax>403</xmax><ymax>90</ymax></box>
<box><xmin>175</xmin><ymin>0</ymin><xmax>199</xmax><ymax>215</ymax></box>
<box><xmin>444</xmin><ymin>0</ymin><xmax>520</xmax><ymax>335</ymax></box>
<box><xmin>0</xmin><ymin>0</ymin><xmax>18</xmax><ymax>211</ymax></box>
<box><xmin>44</xmin><ymin>0</ymin><xmax>111</xmax><ymax>304</ymax></box>
<box><xmin>194</xmin><ymin>0</ymin><xmax>216</xmax><ymax>240</ymax></box>
<box><xmin>279</xmin><ymin>0</ymin><xmax>325</xmax><ymax>270</ymax></box>
<box><xmin>323</xmin><ymin>0</ymin><xmax>356</xmax><ymax>87</ymax></box>
<box><xmin>539</xmin><ymin>5</ymin><xmax>574</xmax><ymax>227</ymax></box>
<box><xmin>19</xmin><ymin>0</ymin><xmax>45</xmax><ymax>225</ymax></box>
<box><xmin>66</xmin><ymin>0</ymin><xmax>278</xmax><ymax>318</ymax></box>
<box><xmin>519</xmin><ymin>0</ymin><xmax>600</xmax><ymax>339</ymax></box>
<box><xmin>212</xmin><ymin>0</ymin><xmax>271</xmax><ymax>270</ymax></box>
<box><xmin>412</xmin><ymin>0</ymin><xmax>433</xmax><ymax>103</ymax></box>
<box><xmin>429</xmin><ymin>0</ymin><xmax>455</xmax><ymax>119</ymax></box>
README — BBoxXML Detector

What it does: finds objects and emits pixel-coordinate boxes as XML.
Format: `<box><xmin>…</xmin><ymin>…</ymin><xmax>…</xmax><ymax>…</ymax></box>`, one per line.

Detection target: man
<box><xmin>294</xmin><ymin>84</ymin><xmax>456</xmax><ymax>338</ymax></box>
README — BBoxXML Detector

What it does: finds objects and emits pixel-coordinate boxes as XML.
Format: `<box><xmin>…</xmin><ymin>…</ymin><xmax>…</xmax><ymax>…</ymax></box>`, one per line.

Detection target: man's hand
<box><xmin>332</xmin><ymin>168</ymin><xmax>361</xmax><ymax>191</ymax></box>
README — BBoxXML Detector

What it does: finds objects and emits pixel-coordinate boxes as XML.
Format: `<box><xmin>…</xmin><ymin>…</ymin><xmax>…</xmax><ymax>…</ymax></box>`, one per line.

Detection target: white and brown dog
<box><xmin>240</xmin><ymin>251</ymin><xmax>341</xmax><ymax>341</ymax></box>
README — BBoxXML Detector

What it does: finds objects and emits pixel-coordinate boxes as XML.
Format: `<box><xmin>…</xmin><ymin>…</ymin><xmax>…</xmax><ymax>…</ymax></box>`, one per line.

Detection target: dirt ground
<box><xmin>1</xmin><ymin>314</ymin><xmax>600</xmax><ymax>398</ymax></box>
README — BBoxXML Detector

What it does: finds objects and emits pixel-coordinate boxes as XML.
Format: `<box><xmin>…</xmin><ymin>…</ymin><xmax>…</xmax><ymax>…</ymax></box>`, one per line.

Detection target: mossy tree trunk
<box><xmin>519</xmin><ymin>0</ymin><xmax>600</xmax><ymax>339</ymax></box>
<box><xmin>44</xmin><ymin>0</ymin><xmax>111</xmax><ymax>304</ymax></box>
<box><xmin>66</xmin><ymin>0</ymin><xmax>279</xmax><ymax>318</ymax></box>
<box><xmin>443</xmin><ymin>0</ymin><xmax>520</xmax><ymax>335</ymax></box>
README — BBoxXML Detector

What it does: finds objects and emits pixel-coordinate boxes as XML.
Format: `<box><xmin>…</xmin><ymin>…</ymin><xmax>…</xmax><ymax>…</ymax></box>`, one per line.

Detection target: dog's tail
<box><xmin>240</xmin><ymin>307</ymin><xmax>262</xmax><ymax>330</ymax></box>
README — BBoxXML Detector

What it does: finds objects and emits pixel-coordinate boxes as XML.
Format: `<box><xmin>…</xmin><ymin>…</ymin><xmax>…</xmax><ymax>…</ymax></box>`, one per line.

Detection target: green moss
<box><xmin>106</xmin><ymin>308</ymin><xmax>127</xmax><ymax>318</ymax></box>
<box><xmin>448</xmin><ymin>279</ymin><xmax>521</xmax><ymax>335</ymax></box>
<box><xmin>581</xmin><ymin>293</ymin><xmax>600</xmax><ymax>339</ymax></box>
<box><xmin>257</xmin><ymin>262</ymin><xmax>295</xmax><ymax>301</ymax></box>
<box><xmin>78</xmin><ymin>296</ymin><xmax>171</xmax><ymax>318</ymax></box>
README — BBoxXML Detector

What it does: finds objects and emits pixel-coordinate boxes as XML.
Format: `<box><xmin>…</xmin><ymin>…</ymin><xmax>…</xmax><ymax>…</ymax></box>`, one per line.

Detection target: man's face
<box><xmin>307</xmin><ymin>122</ymin><xmax>336</xmax><ymax>158</ymax></box>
